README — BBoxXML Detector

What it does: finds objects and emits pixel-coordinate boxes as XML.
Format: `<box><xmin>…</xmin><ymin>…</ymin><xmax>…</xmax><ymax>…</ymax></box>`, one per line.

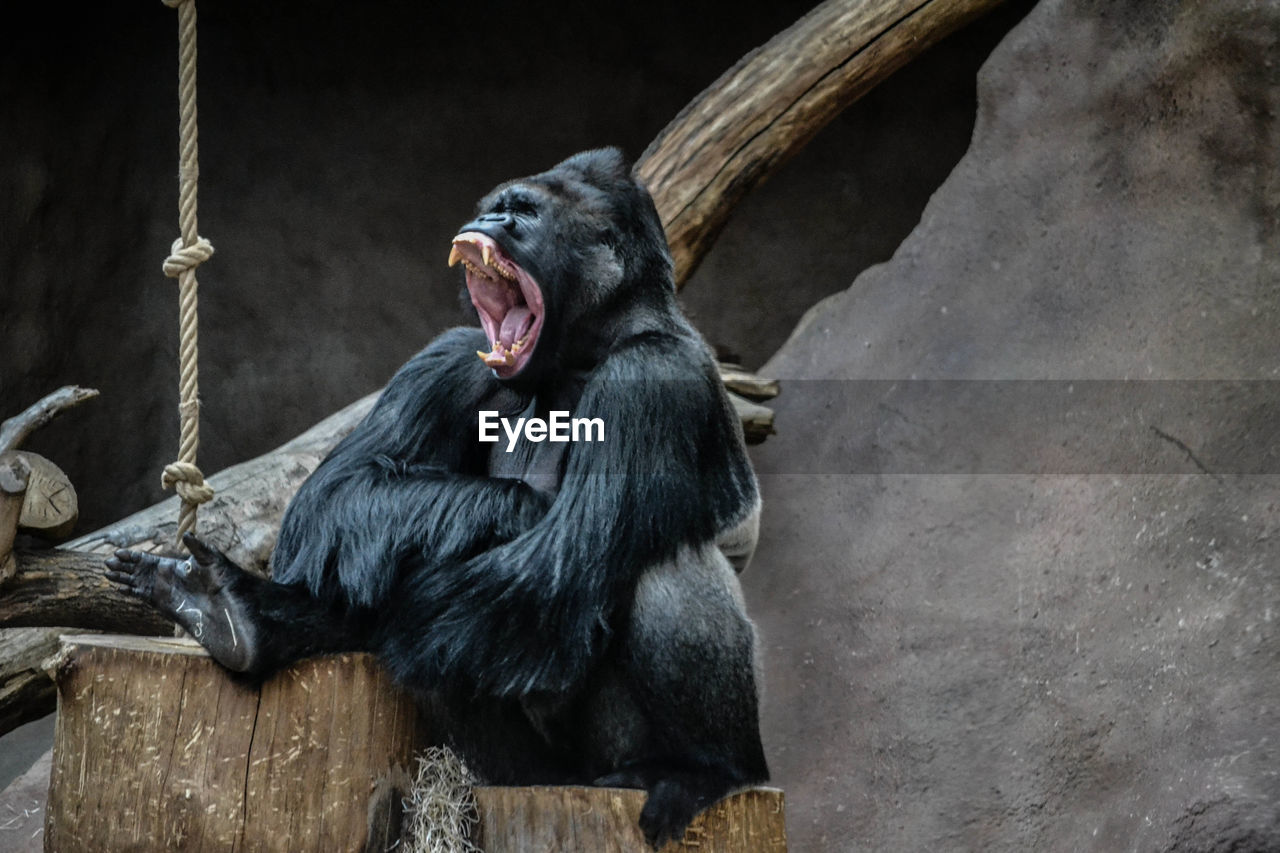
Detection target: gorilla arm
<box><xmin>377</xmin><ymin>333</ymin><xmax>761</xmax><ymax>698</ymax></box>
<box><xmin>271</xmin><ymin>326</ymin><xmax>550</xmax><ymax>608</ymax></box>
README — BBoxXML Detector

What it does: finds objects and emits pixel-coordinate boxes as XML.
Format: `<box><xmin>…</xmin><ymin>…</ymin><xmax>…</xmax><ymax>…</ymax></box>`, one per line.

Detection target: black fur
<box><xmin>107</xmin><ymin>148</ymin><xmax>768</xmax><ymax>847</ymax></box>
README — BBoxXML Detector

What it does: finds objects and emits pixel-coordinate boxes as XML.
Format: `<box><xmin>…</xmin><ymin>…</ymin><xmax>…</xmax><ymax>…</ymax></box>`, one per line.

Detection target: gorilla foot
<box><xmin>105</xmin><ymin>533</ymin><xmax>258</xmax><ymax>672</ymax></box>
<box><xmin>639</xmin><ymin>771</ymin><xmax>738</xmax><ymax>850</ymax></box>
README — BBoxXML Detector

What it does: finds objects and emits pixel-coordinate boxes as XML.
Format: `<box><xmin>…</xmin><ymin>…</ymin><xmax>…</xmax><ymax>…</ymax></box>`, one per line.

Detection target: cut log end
<box><xmin>10</xmin><ymin>451</ymin><xmax>78</xmax><ymax>539</ymax></box>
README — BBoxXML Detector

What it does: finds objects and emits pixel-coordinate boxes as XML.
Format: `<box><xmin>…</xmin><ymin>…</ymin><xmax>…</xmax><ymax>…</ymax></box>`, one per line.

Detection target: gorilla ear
<box><xmin>557</xmin><ymin>147</ymin><xmax>633</xmax><ymax>188</ymax></box>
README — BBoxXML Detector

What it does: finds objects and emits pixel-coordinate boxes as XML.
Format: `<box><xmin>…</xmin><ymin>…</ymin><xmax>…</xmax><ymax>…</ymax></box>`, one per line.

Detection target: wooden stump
<box><xmin>473</xmin><ymin>786</ymin><xmax>787</xmax><ymax>852</ymax></box>
<box><xmin>45</xmin><ymin>635</ymin><xmax>788</xmax><ymax>851</ymax></box>
<box><xmin>45</xmin><ymin>635</ymin><xmax>423</xmax><ymax>852</ymax></box>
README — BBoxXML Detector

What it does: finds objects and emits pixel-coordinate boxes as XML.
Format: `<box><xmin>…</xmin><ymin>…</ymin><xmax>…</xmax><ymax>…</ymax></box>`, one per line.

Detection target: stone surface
<box><xmin>746</xmin><ymin>0</ymin><xmax>1280</xmax><ymax>850</ymax></box>
<box><xmin>0</xmin><ymin>749</ymin><xmax>49</xmax><ymax>853</ymax></box>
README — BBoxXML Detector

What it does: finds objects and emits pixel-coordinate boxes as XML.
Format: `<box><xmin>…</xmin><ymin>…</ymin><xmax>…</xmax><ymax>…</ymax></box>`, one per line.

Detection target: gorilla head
<box><xmin>449</xmin><ymin>148</ymin><xmax>673</xmax><ymax>382</ymax></box>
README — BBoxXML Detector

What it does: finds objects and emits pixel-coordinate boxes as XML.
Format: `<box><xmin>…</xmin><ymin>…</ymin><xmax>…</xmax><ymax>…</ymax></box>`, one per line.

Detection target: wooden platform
<box><xmin>45</xmin><ymin>634</ymin><xmax>786</xmax><ymax>851</ymax></box>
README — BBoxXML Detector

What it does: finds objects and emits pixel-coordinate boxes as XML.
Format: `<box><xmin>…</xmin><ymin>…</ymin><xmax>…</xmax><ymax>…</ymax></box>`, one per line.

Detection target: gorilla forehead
<box><xmin>478</xmin><ymin>148</ymin><xmax>640</xmax><ymax>224</ymax></box>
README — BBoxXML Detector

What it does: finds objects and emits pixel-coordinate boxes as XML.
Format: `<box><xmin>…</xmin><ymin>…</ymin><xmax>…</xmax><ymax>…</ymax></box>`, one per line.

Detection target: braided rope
<box><xmin>161</xmin><ymin>0</ymin><xmax>214</xmax><ymax>547</ymax></box>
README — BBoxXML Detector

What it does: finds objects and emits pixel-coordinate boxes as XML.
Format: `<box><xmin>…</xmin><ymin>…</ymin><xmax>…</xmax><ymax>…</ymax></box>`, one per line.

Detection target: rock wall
<box><xmin>746</xmin><ymin>0</ymin><xmax>1280</xmax><ymax>849</ymax></box>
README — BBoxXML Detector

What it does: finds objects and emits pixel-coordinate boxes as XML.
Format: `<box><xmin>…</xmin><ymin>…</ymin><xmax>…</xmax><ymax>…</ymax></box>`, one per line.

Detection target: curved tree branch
<box><xmin>638</xmin><ymin>0</ymin><xmax>1007</xmax><ymax>287</ymax></box>
<box><xmin>0</xmin><ymin>386</ymin><xmax>100</xmax><ymax>453</ymax></box>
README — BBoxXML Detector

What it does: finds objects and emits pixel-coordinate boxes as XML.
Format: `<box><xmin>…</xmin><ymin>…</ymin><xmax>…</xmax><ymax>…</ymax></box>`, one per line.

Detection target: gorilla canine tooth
<box><xmin>448</xmin><ymin>244</ymin><xmax>462</xmax><ymax>267</ymax></box>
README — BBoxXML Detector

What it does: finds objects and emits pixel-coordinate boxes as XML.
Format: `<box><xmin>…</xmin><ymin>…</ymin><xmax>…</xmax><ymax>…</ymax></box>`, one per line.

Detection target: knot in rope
<box><xmin>162</xmin><ymin>461</ymin><xmax>215</xmax><ymax>506</ymax></box>
<box><xmin>163</xmin><ymin>236</ymin><xmax>214</xmax><ymax>278</ymax></box>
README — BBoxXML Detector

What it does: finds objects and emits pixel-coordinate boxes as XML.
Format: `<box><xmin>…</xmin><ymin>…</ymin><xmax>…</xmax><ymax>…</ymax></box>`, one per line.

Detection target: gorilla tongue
<box><xmin>478</xmin><ymin>306</ymin><xmax>535</xmax><ymax>367</ymax></box>
<box><xmin>500</xmin><ymin>306</ymin><xmax>534</xmax><ymax>347</ymax></box>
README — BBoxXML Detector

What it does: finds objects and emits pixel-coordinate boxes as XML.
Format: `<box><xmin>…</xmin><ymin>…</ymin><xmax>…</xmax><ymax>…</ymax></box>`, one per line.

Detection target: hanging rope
<box><xmin>160</xmin><ymin>0</ymin><xmax>215</xmax><ymax>547</ymax></box>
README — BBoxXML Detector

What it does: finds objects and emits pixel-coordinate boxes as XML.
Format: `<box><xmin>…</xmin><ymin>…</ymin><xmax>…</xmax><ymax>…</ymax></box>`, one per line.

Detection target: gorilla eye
<box><xmin>501</xmin><ymin>196</ymin><xmax>538</xmax><ymax>218</ymax></box>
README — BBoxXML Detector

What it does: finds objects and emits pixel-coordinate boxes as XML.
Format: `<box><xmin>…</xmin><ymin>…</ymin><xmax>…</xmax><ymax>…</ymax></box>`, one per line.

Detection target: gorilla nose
<box><xmin>467</xmin><ymin>212</ymin><xmax>516</xmax><ymax>233</ymax></box>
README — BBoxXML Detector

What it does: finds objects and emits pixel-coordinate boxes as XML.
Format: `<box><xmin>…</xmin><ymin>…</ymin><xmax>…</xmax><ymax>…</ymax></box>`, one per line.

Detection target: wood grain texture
<box><xmin>45</xmin><ymin>636</ymin><xmax>423</xmax><ymax>852</ymax></box>
<box><xmin>473</xmin><ymin>786</ymin><xmax>787</xmax><ymax>852</ymax></box>
<box><xmin>0</xmin><ymin>549</ymin><xmax>173</xmax><ymax>633</ymax></box>
<box><xmin>0</xmin><ymin>628</ymin><xmax>91</xmax><ymax>734</ymax></box>
<box><xmin>637</xmin><ymin>0</ymin><xmax>1007</xmax><ymax>286</ymax></box>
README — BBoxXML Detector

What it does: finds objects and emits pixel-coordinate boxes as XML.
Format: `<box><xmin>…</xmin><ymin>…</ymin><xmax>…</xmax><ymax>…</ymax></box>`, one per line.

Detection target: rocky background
<box><xmin>3</xmin><ymin>0</ymin><xmax>1279</xmax><ymax>851</ymax></box>
<box><xmin>748</xmin><ymin>0</ymin><xmax>1280</xmax><ymax>850</ymax></box>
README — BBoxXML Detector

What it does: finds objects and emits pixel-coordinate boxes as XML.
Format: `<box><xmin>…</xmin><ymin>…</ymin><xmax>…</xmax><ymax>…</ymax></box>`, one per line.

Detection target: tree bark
<box><xmin>0</xmin><ymin>628</ymin><xmax>90</xmax><ymax>735</ymax></box>
<box><xmin>637</xmin><ymin>0</ymin><xmax>1008</xmax><ymax>286</ymax></box>
<box><xmin>0</xmin><ymin>549</ymin><xmax>172</xmax><ymax>633</ymax></box>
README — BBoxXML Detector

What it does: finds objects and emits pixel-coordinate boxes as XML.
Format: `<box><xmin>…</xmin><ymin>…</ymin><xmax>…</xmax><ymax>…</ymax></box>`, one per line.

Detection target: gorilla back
<box><xmin>106</xmin><ymin>148</ymin><xmax>769</xmax><ymax>848</ymax></box>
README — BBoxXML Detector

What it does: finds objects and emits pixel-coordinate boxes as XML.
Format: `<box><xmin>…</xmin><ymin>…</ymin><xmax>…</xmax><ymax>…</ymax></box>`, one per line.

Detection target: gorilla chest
<box><xmin>487</xmin><ymin>430</ymin><xmax>569</xmax><ymax>496</ymax></box>
<box><xmin>484</xmin><ymin>385</ymin><xmax>586</xmax><ymax>496</ymax></box>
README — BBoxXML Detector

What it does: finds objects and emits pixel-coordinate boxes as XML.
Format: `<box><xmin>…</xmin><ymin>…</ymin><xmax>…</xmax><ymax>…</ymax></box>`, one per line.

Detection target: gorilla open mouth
<box><xmin>449</xmin><ymin>232</ymin><xmax>545</xmax><ymax>378</ymax></box>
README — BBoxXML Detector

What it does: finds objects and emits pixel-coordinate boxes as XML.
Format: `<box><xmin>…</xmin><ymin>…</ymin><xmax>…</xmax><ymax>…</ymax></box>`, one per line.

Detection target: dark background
<box><xmin>0</xmin><ymin>0</ymin><xmax>1033</xmax><ymax>533</ymax></box>
<box><xmin>6</xmin><ymin>3</ymin><xmax>1279</xmax><ymax>850</ymax></box>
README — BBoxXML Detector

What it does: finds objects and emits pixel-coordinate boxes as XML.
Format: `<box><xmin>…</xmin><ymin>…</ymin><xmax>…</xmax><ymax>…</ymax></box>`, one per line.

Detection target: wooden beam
<box><xmin>638</xmin><ymin>0</ymin><xmax>1007</xmax><ymax>286</ymax></box>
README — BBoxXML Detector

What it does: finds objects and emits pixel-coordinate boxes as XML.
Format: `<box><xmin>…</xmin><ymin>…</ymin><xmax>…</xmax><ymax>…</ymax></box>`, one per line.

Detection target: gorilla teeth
<box><xmin>450</xmin><ymin>238</ymin><xmax>521</xmax><ymax>284</ymax></box>
<box><xmin>460</xmin><ymin>257</ymin><xmax>520</xmax><ymax>286</ymax></box>
<box><xmin>462</xmin><ymin>259</ymin><xmax>493</xmax><ymax>280</ymax></box>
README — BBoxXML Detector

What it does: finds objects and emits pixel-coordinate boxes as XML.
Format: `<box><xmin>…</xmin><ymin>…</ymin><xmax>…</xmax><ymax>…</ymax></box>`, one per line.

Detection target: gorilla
<box><xmin>107</xmin><ymin>148</ymin><xmax>769</xmax><ymax>847</ymax></box>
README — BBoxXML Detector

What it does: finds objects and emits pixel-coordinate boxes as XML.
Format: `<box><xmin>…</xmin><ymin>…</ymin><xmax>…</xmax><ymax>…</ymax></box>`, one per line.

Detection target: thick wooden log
<box><xmin>46</xmin><ymin>635</ymin><xmax>424</xmax><ymax>852</ymax></box>
<box><xmin>0</xmin><ymin>628</ymin><xmax>89</xmax><ymax>735</ymax></box>
<box><xmin>473</xmin><ymin>786</ymin><xmax>787</xmax><ymax>852</ymax></box>
<box><xmin>8</xmin><ymin>451</ymin><xmax>78</xmax><ymax>540</ymax></box>
<box><xmin>0</xmin><ymin>549</ymin><xmax>173</xmax><ymax>633</ymax></box>
<box><xmin>637</xmin><ymin>0</ymin><xmax>1007</xmax><ymax>286</ymax></box>
<box><xmin>65</xmin><ymin>394</ymin><xmax>379</xmax><ymax>569</ymax></box>
<box><xmin>730</xmin><ymin>393</ymin><xmax>778</xmax><ymax>444</ymax></box>
<box><xmin>719</xmin><ymin>365</ymin><xmax>780</xmax><ymax>402</ymax></box>
<box><xmin>62</xmin><ymin>364</ymin><xmax>775</xmax><ymax>571</ymax></box>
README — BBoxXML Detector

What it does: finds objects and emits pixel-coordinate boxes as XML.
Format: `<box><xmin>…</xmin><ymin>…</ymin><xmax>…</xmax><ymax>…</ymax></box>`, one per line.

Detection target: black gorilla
<box><xmin>107</xmin><ymin>148</ymin><xmax>768</xmax><ymax>847</ymax></box>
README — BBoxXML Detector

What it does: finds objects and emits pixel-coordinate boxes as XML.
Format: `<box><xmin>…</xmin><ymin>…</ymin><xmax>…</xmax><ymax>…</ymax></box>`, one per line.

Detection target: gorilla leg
<box><xmin>592</xmin><ymin>545</ymin><xmax>769</xmax><ymax>848</ymax></box>
<box><xmin>105</xmin><ymin>533</ymin><xmax>362</xmax><ymax>675</ymax></box>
